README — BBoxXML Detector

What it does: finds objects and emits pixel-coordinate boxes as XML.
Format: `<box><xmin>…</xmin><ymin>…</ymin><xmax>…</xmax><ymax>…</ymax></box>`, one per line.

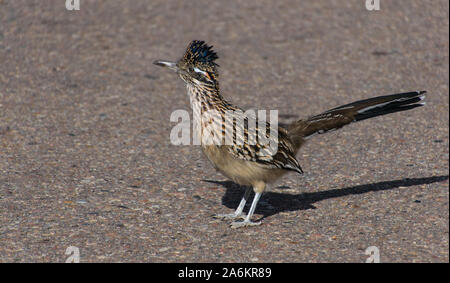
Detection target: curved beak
<box><xmin>153</xmin><ymin>60</ymin><xmax>179</xmax><ymax>72</ymax></box>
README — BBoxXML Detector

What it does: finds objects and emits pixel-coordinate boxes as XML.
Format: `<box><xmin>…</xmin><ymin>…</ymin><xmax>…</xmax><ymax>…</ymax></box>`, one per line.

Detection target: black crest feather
<box><xmin>184</xmin><ymin>40</ymin><xmax>219</xmax><ymax>66</ymax></box>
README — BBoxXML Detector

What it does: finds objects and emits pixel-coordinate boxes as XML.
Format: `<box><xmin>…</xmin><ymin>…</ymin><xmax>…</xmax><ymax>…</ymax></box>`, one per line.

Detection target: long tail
<box><xmin>287</xmin><ymin>91</ymin><xmax>426</xmax><ymax>143</ymax></box>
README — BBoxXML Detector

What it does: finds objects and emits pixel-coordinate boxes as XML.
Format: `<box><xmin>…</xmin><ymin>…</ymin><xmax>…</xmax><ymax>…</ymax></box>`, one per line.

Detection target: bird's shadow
<box><xmin>203</xmin><ymin>175</ymin><xmax>448</xmax><ymax>220</ymax></box>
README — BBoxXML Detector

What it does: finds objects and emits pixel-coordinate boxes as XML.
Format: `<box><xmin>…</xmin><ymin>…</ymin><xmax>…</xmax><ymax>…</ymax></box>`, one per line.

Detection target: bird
<box><xmin>154</xmin><ymin>40</ymin><xmax>426</xmax><ymax>228</ymax></box>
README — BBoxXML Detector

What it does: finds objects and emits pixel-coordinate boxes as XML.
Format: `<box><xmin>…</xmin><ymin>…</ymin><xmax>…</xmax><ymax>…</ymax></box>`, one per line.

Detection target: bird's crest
<box><xmin>182</xmin><ymin>40</ymin><xmax>219</xmax><ymax>68</ymax></box>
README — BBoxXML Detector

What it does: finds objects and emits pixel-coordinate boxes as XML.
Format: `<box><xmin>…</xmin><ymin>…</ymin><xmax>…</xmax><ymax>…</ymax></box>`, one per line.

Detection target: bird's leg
<box><xmin>230</xmin><ymin>191</ymin><xmax>263</xmax><ymax>228</ymax></box>
<box><xmin>214</xmin><ymin>186</ymin><xmax>252</xmax><ymax>220</ymax></box>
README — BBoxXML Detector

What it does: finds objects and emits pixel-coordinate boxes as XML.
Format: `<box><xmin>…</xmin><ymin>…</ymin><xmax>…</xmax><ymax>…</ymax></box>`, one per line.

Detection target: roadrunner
<box><xmin>154</xmin><ymin>40</ymin><xmax>426</xmax><ymax>228</ymax></box>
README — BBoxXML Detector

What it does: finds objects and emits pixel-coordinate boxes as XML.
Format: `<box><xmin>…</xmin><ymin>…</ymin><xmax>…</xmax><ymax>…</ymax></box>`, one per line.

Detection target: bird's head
<box><xmin>154</xmin><ymin>40</ymin><xmax>219</xmax><ymax>88</ymax></box>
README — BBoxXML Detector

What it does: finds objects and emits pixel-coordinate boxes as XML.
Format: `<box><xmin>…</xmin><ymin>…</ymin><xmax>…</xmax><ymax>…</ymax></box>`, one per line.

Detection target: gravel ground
<box><xmin>0</xmin><ymin>0</ymin><xmax>448</xmax><ymax>262</ymax></box>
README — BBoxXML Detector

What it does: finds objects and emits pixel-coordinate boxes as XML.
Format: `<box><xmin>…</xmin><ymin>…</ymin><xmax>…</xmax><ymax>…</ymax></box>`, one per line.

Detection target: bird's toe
<box><xmin>213</xmin><ymin>213</ymin><xmax>247</xmax><ymax>220</ymax></box>
<box><xmin>230</xmin><ymin>220</ymin><xmax>262</xmax><ymax>229</ymax></box>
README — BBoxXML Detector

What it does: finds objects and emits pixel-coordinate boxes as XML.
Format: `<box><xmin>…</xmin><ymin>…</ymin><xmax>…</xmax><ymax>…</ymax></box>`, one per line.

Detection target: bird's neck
<box><xmin>187</xmin><ymin>83</ymin><xmax>232</xmax><ymax>113</ymax></box>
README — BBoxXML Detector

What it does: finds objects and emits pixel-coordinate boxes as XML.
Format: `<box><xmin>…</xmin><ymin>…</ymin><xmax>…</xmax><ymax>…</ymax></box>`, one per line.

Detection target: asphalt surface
<box><xmin>0</xmin><ymin>0</ymin><xmax>448</xmax><ymax>262</ymax></box>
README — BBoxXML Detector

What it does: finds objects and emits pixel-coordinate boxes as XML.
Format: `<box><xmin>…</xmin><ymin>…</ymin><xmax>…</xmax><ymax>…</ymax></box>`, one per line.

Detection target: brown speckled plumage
<box><xmin>154</xmin><ymin>40</ymin><xmax>426</xmax><ymax>228</ymax></box>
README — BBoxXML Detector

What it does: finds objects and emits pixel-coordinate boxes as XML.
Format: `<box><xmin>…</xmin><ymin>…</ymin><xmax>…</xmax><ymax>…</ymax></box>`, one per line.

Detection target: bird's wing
<box><xmin>224</xmin><ymin>116</ymin><xmax>304</xmax><ymax>174</ymax></box>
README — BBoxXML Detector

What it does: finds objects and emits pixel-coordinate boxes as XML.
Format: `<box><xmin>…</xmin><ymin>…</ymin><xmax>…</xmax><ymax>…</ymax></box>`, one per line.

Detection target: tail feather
<box><xmin>341</xmin><ymin>91</ymin><xmax>426</xmax><ymax>122</ymax></box>
<box><xmin>287</xmin><ymin>91</ymin><xmax>426</xmax><ymax>142</ymax></box>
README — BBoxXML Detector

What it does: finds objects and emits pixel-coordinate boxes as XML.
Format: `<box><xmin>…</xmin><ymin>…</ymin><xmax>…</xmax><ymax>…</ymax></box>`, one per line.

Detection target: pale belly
<box><xmin>201</xmin><ymin>145</ymin><xmax>287</xmax><ymax>188</ymax></box>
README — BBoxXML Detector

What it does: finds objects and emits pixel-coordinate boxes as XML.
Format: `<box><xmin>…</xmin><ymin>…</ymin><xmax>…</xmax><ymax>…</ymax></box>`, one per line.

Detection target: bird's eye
<box><xmin>193</xmin><ymin>67</ymin><xmax>212</xmax><ymax>80</ymax></box>
<box><xmin>193</xmin><ymin>67</ymin><xmax>206</xmax><ymax>75</ymax></box>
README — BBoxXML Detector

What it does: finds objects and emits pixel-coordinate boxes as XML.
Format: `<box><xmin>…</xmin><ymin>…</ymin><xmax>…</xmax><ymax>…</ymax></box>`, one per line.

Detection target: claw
<box><xmin>213</xmin><ymin>213</ymin><xmax>247</xmax><ymax>220</ymax></box>
<box><xmin>230</xmin><ymin>220</ymin><xmax>262</xmax><ymax>229</ymax></box>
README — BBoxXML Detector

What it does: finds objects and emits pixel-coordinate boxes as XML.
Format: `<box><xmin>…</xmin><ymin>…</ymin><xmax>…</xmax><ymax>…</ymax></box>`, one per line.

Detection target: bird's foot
<box><xmin>213</xmin><ymin>213</ymin><xmax>247</xmax><ymax>220</ymax></box>
<box><xmin>230</xmin><ymin>220</ymin><xmax>262</xmax><ymax>229</ymax></box>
